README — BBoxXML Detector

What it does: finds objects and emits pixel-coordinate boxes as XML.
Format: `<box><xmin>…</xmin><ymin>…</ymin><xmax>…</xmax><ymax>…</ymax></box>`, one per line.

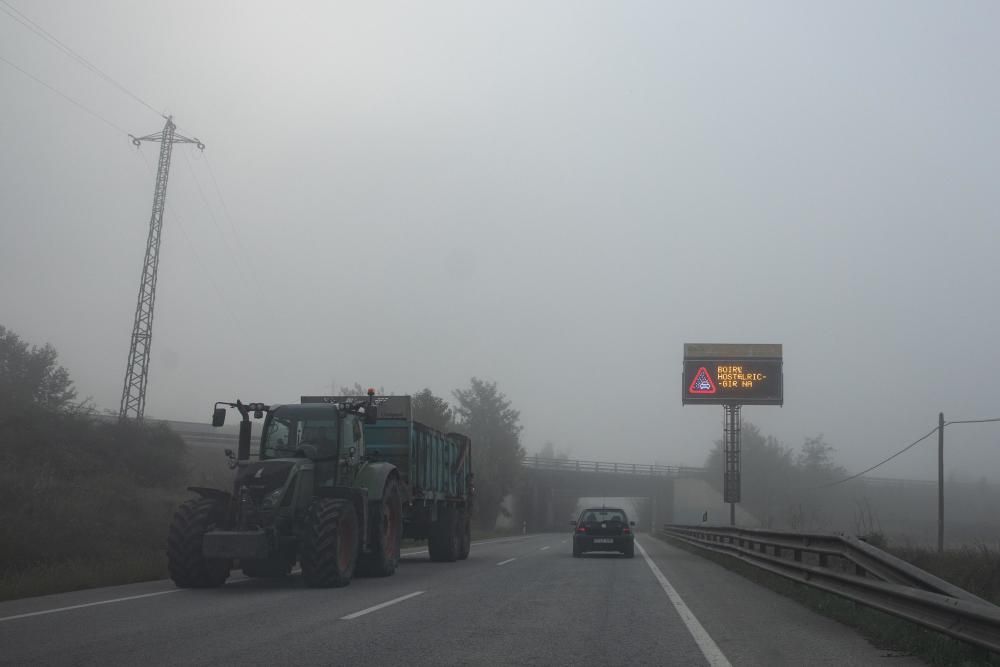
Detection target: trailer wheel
<box><xmin>456</xmin><ymin>510</ymin><xmax>471</xmax><ymax>560</ymax></box>
<box><xmin>167</xmin><ymin>497</ymin><xmax>230</xmax><ymax>588</ymax></box>
<box><xmin>429</xmin><ymin>506</ymin><xmax>459</xmax><ymax>562</ymax></box>
<box><xmin>301</xmin><ymin>498</ymin><xmax>358</xmax><ymax>588</ymax></box>
<box><xmin>357</xmin><ymin>476</ymin><xmax>403</xmax><ymax>577</ymax></box>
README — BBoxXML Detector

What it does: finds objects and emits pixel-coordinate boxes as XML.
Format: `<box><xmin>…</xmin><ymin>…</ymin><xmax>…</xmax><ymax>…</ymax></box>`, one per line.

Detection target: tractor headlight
<box><xmin>261</xmin><ymin>488</ymin><xmax>283</xmax><ymax>509</ymax></box>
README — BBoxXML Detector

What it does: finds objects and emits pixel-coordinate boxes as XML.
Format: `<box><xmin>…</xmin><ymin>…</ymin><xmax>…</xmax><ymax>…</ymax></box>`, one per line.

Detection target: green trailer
<box><xmin>301</xmin><ymin>395</ymin><xmax>474</xmax><ymax>561</ymax></box>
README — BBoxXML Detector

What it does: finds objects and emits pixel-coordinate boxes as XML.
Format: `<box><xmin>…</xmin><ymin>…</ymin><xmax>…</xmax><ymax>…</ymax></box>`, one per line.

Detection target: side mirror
<box><xmin>348</xmin><ymin>446</ymin><xmax>357</xmax><ymax>458</ymax></box>
<box><xmin>364</xmin><ymin>405</ymin><xmax>378</xmax><ymax>425</ymax></box>
<box><xmin>630</xmin><ymin>521</ymin><xmax>636</xmax><ymax>526</ymax></box>
<box><xmin>212</xmin><ymin>407</ymin><xmax>227</xmax><ymax>427</ymax></box>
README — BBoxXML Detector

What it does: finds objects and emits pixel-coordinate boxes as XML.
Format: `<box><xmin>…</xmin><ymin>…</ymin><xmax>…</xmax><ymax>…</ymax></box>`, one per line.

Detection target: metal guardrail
<box><xmin>661</xmin><ymin>524</ymin><xmax>1000</xmax><ymax>653</ymax></box>
<box><xmin>522</xmin><ymin>456</ymin><xmax>705</xmax><ymax>477</ymax></box>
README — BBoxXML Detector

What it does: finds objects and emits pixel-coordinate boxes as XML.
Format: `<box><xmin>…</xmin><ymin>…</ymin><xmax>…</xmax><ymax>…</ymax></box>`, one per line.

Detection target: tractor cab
<box><xmin>259</xmin><ymin>404</ymin><xmax>364</xmax><ymax>464</ymax></box>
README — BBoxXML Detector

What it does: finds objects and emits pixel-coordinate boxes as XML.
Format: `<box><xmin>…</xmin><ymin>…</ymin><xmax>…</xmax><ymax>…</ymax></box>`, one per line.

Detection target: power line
<box><xmin>180</xmin><ymin>150</ymin><xmax>255</xmax><ymax>287</ymax></box>
<box><xmin>0</xmin><ymin>52</ymin><xmax>128</xmax><ymax>135</ymax></box>
<box><xmin>201</xmin><ymin>153</ymin><xmax>261</xmax><ymax>289</ymax></box>
<box><xmin>134</xmin><ymin>147</ymin><xmax>245</xmax><ymax>329</ymax></box>
<box><xmin>947</xmin><ymin>418</ymin><xmax>1000</xmax><ymax>426</ymax></box>
<box><xmin>817</xmin><ymin>416</ymin><xmax>1000</xmax><ymax>489</ymax></box>
<box><xmin>818</xmin><ymin>427</ymin><xmax>940</xmax><ymax>489</ymax></box>
<box><xmin>0</xmin><ymin>0</ymin><xmax>161</xmax><ymax>116</ymax></box>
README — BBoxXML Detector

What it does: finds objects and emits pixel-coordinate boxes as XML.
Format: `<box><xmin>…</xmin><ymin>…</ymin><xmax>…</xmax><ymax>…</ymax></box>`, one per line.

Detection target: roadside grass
<box><xmin>0</xmin><ymin>550</ymin><xmax>166</xmax><ymax>602</ymax></box>
<box><xmin>0</xmin><ymin>416</ymin><xmax>225</xmax><ymax>602</ymax></box>
<box><xmin>658</xmin><ymin>534</ymin><xmax>1000</xmax><ymax>667</ymax></box>
<box><xmin>888</xmin><ymin>545</ymin><xmax>1000</xmax><ymax>605</ymax></box>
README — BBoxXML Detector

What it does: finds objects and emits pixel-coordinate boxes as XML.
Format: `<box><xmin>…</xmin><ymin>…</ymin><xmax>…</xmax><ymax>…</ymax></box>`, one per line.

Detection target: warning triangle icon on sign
<box><xmin>689</xmin><ymin>367</ymin><xmax>717</xmax><ymax>394</ymax></box>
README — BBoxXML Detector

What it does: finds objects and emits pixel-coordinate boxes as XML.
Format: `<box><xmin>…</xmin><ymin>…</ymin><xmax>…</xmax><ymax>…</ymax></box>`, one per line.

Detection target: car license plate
<box><xmin>594</xmin><ymin>538</ymin><xmax>613</xmax><ymax>544</ymax></box>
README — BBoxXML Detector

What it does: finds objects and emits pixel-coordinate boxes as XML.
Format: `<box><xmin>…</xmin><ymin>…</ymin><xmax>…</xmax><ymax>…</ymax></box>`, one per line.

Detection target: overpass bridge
<box><xmin>516</xmin><ymin>456</ymin><xmax>709</xmax><ymax>532</ymax></box>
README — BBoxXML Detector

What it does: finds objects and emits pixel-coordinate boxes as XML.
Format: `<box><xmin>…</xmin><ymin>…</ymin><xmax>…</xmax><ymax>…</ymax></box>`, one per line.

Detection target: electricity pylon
<box><xmin>119</xmin><ymin>116</ymin><xmax>204</xmax><ymax>421</ymax></box>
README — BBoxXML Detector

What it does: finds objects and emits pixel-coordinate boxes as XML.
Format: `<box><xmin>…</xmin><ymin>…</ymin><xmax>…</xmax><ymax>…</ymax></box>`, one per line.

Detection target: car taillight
<box><xmin>622</xmin><ymin>526</ymin><xmax>630</xmax><ymax>534</ymax></box>
<box><xmin>576</xmin><ymin>526</ymin><xmax>586</xmax><ymax>533</ymax></box>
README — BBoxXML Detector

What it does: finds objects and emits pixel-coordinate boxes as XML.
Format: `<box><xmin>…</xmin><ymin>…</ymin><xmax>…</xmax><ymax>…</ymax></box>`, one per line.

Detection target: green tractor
<box><xmin>167</xmin><ymin>392</ymin><xmax>403</xmax><ymax>588</ymax></box>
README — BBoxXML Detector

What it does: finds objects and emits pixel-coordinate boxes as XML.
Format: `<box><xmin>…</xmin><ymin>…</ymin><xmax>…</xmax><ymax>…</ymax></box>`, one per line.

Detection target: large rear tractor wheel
<box><xmin>428</xmin><ymin>506</ymin><xmax>459</xmax><ymax>562</ymax></box>
<box><xmin>357</xmin><ymin>476</ymin><xmax>403</xmax><ymax>577</ymax></box>
<box><xmin>167</xmin><ymin>497</ymin><xmax>230</xmax><ymax>588</ymax></box>
<box><xmin>301</xmin><ymin>498</ymin><xmax>359</xmax><ymax>588</ymax></box>
<box><xmin>456</xmin><ymin>510</ymin><xmax>471</xmax><ymax>560</ymax></box>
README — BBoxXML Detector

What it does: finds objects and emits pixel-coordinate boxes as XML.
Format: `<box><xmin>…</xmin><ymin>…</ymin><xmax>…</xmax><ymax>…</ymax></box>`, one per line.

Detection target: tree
<box><xmin>537</xmin><ymin>441</ymin><xmax>570</xmax><ymax>460</ymax></box>
<box><xmin>704</xmin><ymin>423</ymin><xmax>796</xmax><ymax>528</ymax></box>
<box><xmin>453</xmin><ymin>378</ymin><xmax>524</xmax><ymax>531</ymax></box>
<box><xmin>337</xmin><ymin>382</ymin><xmax>387</xmax><ymax>397</ymax></box>
<box><xmin>411</xmin><ymin>388</ymin><xmax>453</xmax><ymax>432</ymax></box>
<box><xmin>798</xmin><ymin>435</ymin><xmax>838</xmax><ymax>472</ymax></box>
<box><xmin>0</xmin><ymin>325</ymin><xmax>77</xmax><ymax>421</ymax></box>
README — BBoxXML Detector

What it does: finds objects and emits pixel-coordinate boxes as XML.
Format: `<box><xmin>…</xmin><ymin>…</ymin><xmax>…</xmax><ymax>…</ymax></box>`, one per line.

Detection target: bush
<box><xmin>0</xmin><ymin>413</ymin><xmax>189</xmax><ymax>575</ymax></box>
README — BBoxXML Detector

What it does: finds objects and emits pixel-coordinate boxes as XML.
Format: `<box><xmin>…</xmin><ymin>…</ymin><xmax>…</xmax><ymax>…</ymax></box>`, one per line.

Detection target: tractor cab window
<box><xmin>260</xmin><ymin>415</ymin><xmax>339</xmax><ymax>459</ymax></box>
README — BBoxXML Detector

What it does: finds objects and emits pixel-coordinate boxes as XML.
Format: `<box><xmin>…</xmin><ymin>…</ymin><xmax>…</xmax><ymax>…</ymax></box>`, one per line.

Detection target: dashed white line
<box><xmin>0</xmin><ymin>590</ymin><xmax>181</xmax><ymax>623</ymax></box>
<box><xmin>636</xmin><ymin>540</ymin><xmax>732</xmax><ymax>667</ymax></box>
<box><xmin>400</xmin><ymin>550</ymin><xmax>428</xmax><ymax>557</ymax></box>
<box><xmin>339</xmin><ymin>591</ymin><xmax>425</xmax><ymax>620</ymax></box>
<box><xmin>540</xmin><ymin>546</ymin><xmax>550</xmax><ymax>551</ymax></box>
<box><xmin>497</xmin><ymin>558</ymin><xmax>517</xmax><ymax>566</ymax></box>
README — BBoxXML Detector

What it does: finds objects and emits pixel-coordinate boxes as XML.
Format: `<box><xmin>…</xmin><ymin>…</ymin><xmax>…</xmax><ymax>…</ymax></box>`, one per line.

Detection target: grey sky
<box><xmin>2</xmin><ymin>1</ymin><xmax>998</xmax><ymax>481</ymax></box>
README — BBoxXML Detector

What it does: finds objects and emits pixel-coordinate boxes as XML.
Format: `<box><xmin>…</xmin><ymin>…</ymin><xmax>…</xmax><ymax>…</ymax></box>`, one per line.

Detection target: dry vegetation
<box><xmin>0</xmin><ymin>412</ymin><xmax>232</xmax><ymax>601</ymax></box>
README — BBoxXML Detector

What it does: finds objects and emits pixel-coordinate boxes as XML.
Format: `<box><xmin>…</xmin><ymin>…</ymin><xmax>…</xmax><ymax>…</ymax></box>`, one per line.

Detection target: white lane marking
<box><xmin>496</xmin><ymin>558</ymin><xmax>517</xmax><ymax>566</ymax></box>
<box><xmin>0</xmin><ymin>590</ymin><xmax>181</xmax><ymax>623</ymax></box>
<box><xmin>540</xmin><ymin>546</ymin><xmax>550</xmax><ymax>551</ymax></box>
<box><xmin>636</xmin><ymin>540</ymin><xmax>731</xmax><ymax>667</ymax></box>
<box><xmin>0</xmin><ymin>536</ymin><xmax>534</xmax><ymax>622</ymax></box>
<box><xmin>561</xmin><ymin>540</ymin><xmax>567</xmax><ymax>544</ymax></box>
<box><xmin>339</xmin><ymin>591</ymin><xmax>425</xmax><ymax>620</ymax></box>
<box><xmin>400</xmin><ymin>550</ymin><xmax>428</xmax><ymax>557</ymax></box>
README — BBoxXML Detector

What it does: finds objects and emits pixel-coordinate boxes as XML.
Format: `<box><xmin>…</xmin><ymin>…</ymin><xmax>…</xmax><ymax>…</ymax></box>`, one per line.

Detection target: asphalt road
<box><xmin>0</xmin><ymin>534</ymin><xmax>923</xmax><ymax>666</ymax></box>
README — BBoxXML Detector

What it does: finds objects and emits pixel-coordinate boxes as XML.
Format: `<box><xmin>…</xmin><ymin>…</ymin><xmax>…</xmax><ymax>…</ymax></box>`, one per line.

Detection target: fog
<box><xmin>2</xmin><ymin>1</ymin><xmax>998</xmax><ymax>481</ymax></box>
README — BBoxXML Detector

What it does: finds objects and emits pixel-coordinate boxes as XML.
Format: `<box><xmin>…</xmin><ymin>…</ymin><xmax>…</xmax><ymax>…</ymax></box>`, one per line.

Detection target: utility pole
<box><xmin>938</xmin><ymin>412</ymin><xmax>945</xmax><ymax>553</ymax></box>
<box><xmin>119</xmin><ymin>116</ymin><xmax>204</xmax><ymax>422</ymax></box>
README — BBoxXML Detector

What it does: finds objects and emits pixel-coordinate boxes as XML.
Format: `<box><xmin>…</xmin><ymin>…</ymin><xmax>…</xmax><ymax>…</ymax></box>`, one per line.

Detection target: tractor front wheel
<box><xmin>357</xmin><ymin>476</ymin><xmax>403</xmax><ymax>577</ymax></box>
<box><xmin>167</xmin><ymin>497</ymin><xmax>230</xmax><ymax>588</ymax></box>
<box><xmin>301</xmin><ymin>498</ymin><xmax>359</xmax><ymax>588</ymax></box>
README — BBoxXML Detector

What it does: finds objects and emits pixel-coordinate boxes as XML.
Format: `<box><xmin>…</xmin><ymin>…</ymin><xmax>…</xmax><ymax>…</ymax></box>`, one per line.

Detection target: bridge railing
<box><xmin>661</xmin><ymin>524</ymin><xmax>1000</xmax><ymax>653</ymax></box>
<box><xmin>522</xmin><ymin>455</ymin><xmax>705</xmax><ymax>477</ymax></box>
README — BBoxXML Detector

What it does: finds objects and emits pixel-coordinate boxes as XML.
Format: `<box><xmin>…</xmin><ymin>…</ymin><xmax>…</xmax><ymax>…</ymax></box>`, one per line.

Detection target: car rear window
<box><xmin>580</xmin><ymin>510</ymin><xmax>626</xmax><ymax>523</ymax></box>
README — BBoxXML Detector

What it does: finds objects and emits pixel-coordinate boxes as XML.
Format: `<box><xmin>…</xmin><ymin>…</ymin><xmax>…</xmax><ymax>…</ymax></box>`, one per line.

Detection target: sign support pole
<box><xmin>723</xmin><ymin>403</ymin><xmax>741</xmax><ymax>525</ymax></box>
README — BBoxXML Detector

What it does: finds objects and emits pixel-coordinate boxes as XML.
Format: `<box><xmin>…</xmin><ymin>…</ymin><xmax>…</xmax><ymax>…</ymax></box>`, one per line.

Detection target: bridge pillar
<box><xmin>546</xmin><ymin>486</ymin><xmax>555</xmax><ymax>530</ymax></box>
<box><xmin>650</xmin><ymin>478</ymin><xmax>674</xmax><ymax>533</ymax></box>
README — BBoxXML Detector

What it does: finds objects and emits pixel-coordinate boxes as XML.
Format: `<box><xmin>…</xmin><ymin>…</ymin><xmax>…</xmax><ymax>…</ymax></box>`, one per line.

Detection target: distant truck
<box><xmin>167</xmin><ymin>392</ymin><xmax>473</xmax><ymax>589</ymax></box>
